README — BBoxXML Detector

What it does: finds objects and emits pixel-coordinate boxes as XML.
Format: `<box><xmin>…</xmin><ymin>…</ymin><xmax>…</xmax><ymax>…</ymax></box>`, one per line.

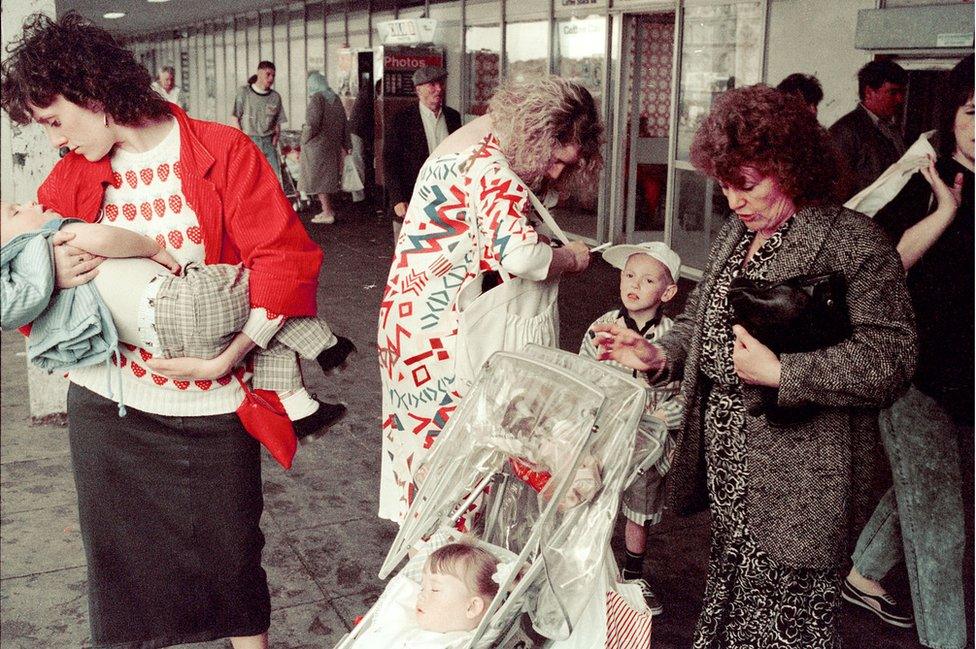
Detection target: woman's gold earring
<box><xmin>103</xmin><ymin>113</ymin><xmax>109</xmax><ymax>127</ymax></box>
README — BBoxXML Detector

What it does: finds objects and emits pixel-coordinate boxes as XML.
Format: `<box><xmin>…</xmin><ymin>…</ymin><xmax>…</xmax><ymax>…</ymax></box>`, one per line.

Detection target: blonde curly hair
<box><xmin>488</xmin><ymin>76</ymin><xmax>604</xmax><ymax>199</ymax></box>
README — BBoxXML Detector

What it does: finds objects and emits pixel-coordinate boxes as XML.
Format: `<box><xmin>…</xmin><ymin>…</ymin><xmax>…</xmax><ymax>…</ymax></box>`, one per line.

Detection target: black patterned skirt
<box><xmin>692</xmin><ymin>386</ymin><xmax>840</xmax><ymax>649</ymax></box>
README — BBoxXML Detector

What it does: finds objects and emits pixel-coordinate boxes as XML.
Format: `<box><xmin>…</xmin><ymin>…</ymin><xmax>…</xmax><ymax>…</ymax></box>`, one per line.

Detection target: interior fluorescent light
<box><xmin>147</xmin><ymin>0</ymin><xmax>171</xmax><ymax>3</ymax></box>
<box><xmin>103</xmin><ymin>11</ymin><xmax>125</xmax><ymax>18</ymax></box>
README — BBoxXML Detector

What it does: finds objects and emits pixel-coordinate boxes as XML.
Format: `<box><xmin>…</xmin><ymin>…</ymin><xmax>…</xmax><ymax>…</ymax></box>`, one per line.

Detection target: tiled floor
<box><xmin>1</xmin><ymin>202</ymin><xmax>969</xmax><ymax>648</ymax></box>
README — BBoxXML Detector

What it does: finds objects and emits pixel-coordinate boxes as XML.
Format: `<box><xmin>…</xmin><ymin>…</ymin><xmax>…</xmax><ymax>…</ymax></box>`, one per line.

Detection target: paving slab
<box><xmin>283</xmin><ymin>515</ymin><xmax>396</xmax><ymax>602</ymax></box>
<box><xmin>0</xmin><ymin>454</ymin><xmax>77</xmax><ymax>516</ymax></box>
<box><xmin>0</xmin><ymin>566</ymin><xmax>89</xmax><ymax>648</ymax></box>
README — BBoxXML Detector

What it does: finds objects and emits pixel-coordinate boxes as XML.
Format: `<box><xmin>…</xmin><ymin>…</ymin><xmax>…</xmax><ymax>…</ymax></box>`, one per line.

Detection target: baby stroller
<box><xmin>336</xmin><ymin>345</ymin><xmax>665</xmax><ymax>649</ymax></box>
<box><xmin>278</xmin><ymin>129</ymin><xmax>314</xmax><ymax>213</ymax></box>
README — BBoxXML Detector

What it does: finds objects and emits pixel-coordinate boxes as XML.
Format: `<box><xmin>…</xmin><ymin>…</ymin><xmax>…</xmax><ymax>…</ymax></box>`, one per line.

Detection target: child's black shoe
<box><xmin>317</xmin><ymin>336</ymin><xmax>357</xmax><ymax>374</ymax></box>
<box><xmin>294</xmin><ymin>400</ymin><xmax>347</xmax><ymax>439</ymax></box>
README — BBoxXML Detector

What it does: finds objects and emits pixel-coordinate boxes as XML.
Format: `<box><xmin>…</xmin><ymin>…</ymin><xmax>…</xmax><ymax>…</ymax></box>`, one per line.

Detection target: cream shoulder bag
<box><xmin>453</xmin><ymin>179</ymin><xmax>571</xmax><ymax>390</ymax></box>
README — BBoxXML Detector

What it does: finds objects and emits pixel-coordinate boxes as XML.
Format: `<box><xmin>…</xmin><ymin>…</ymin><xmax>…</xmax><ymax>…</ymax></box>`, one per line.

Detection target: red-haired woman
<box><xmin>595</xmin><ymin>85</ymin><xmax>917</xmax><ymax>647</ymax></box>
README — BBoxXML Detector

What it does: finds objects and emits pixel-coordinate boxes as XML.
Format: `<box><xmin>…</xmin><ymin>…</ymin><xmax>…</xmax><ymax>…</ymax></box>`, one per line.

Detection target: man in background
<box><xmin>383</xmin><ymin>66</ymin><xmax>461</xmax><ymax>238</ymax></box>
<box><xmin>233</xmin><ymin>60</ymin><xmax>287</xmax><ymax>183</ymax></box>
<box><xmin>151</xmin><ymin>65</ymin><xmax>187</xmax><ymax>111</ymax></box>
<box><xmin>830</xmin><ymin>60</ymin><xmax>908</xmax><ymax>199</ymax></box>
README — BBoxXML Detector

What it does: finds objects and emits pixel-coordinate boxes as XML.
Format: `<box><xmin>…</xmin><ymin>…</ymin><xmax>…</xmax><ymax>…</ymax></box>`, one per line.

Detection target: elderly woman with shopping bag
<box><xmin>300</xmin><ymin>71</ymin><xmax>350</xmax><ymax>224</ymax></box>
<box><xmin>376</xmin><ymin>76</ymin><xmax>603</xmax><ymax>525</ymax></box>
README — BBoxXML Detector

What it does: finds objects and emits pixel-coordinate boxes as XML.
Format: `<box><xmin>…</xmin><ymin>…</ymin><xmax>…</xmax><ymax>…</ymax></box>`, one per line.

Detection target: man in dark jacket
<box><xmin>383</xmin><ymin>66</ymin><xmax>461</xmax><ymax>237</ymax></box>
<box><xmin>829</xmin><ymin>60</ymin><xmax>907</xmax><ymax>199</ymax></box>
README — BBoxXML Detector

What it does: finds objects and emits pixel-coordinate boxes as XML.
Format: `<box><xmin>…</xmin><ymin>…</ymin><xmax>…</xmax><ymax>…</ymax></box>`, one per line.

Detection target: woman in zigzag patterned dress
<box><xmin>376</xmin><ymin>77</ymin><xmax>604</xmax><ymax>525</ymax></box>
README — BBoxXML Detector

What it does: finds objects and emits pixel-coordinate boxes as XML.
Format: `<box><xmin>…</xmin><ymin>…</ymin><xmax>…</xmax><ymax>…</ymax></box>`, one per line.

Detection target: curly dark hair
<box><xmin>689</xmin><ymin>84</ymin><xmax>840</xmax><ymax>207</ymax></box>
<box><xmin>0</xmin><ymin>12</ymin><xmax>169</xmax><ymax>126</ymax></box>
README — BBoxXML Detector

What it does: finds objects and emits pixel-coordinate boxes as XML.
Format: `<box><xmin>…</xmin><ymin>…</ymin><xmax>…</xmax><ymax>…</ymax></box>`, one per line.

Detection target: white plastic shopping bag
<box><xmin>844</xmin><ymin>131</ymin><xmax>936</xmax><ymax>218</ymax></box>
<box><xmin>546</xmin><ymin>560</ymin><xmax>653</xmax><ymax>649</ymax></box>
<box><xmin>341</xmin><ymin>153</ymin><xmax>364</xmax><ymax>193</ymax></box>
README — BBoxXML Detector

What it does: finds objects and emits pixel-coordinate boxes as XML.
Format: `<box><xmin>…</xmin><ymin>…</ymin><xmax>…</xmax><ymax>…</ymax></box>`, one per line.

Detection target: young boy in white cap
<box><xmin>579</xmin><ymin>241</ymin><xmax>684</xmax><ymax>616</ymax></box>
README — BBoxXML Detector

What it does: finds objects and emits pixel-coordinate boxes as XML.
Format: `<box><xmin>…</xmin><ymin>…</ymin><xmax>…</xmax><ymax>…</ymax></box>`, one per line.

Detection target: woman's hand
<box><xmin>150</xmin><ymin>248</ymin><xmax>182</xmax><ymax>275</ymax></box>
<box><xmin>145</xmin><ymin>355</ymin><xmax>232</xmax><ymax>381</ymax></box>
<box><xmin>920</xmin><ymin>156</ymin><xmax>963</xmax><ymax>216</ymax></box>
<box><xmin>52</xmin><ymin>231</ymin><xmax>103</xmax><ymax>288</ymax></box>
<box><xmin>592</xmin><ymin>323</ymin><xmax>666</xmax><ymax>373</ymax></box>
<box><xmin>563</xmin><ymin>240</ymin><xmax>591</xmax><ymax>274</ymax></box>
<box><xmin>146</xmin><ymin>332</ymin><xmax>256</xmax><ymax>380</ymax></box>
<box><xmin>732</xmin><ymin>325</ymin><xmax>781</xmax><ymax>387</ymax></box>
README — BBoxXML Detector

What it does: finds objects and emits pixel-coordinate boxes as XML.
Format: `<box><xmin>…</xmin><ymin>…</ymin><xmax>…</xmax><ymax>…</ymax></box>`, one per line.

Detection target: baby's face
<box><xmin>0</xmin><ymin>202</ymin><xmax>55</xmax><ymax>246</ymax></box>
<box><xmin>416</xmin><ymin>567</ymin><xmax>481</xmax><ymax>633</ymax></box>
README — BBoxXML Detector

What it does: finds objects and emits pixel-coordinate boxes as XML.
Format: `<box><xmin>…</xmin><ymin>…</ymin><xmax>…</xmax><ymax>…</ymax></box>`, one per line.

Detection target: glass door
<box><xmin>667</xmin><ymin>0</ymin><xmax>766</xmax><ymax>276</ymax></box>
<box><xmin>552</xmin><ymin>13</ymin><xmax>608</xmax><ymax>241</ymax></box>
<box><xmin>616</xmin><ymin>12</ymin><xmax>677</xmax><ymax>245</ymax></box>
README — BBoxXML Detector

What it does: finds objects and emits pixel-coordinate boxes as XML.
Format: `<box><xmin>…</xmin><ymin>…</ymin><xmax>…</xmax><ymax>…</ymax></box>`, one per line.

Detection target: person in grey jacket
<box><xmin>300</xmin><ymin>72</ymin><xmax>350</xmax><ymax>224</ymax></box>
<box><xmin>594</xmin><ymin>85</ymin><xmax>916</xmax><ymax>648</ymax></box>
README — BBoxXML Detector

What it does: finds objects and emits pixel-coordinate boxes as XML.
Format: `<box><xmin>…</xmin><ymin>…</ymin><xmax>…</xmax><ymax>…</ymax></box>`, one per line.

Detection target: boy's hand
<box><xmin>150</xmin><ymin>248</ymin><xmax>181</xmax><ymax>274</ymax></box>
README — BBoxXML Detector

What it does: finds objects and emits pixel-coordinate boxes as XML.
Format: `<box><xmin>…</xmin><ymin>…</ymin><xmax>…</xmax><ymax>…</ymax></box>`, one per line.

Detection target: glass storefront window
<box><xmin>505</xmin><ymin>21</ymin><xmax>549</xmax><ymax>82</ymax></box>
<box><xmin>465</xmin><ymin>25</ymin><xmax>501</xmax><ymax>119</ymax></box>
<box><xmin>671</xmin><ymin>168</ymin><xmax>728</xmax><ymax>271</ymax></box>
<box><xmin>670</xmin><ymin>1</ymin><xmax>764</xmax><ymax>274</ymax></box>
<box><xmin>675</xmin><ymin>2</ymin><xmax>763</xmax><ymax>161</ymax></box>
<box><xmin>555</xmin><ymin>15</ymin><xmax>606</xmax><ymax>105</ymax></box>
<box><xmin>553</xmin><ymin>14</ymin><xmax>607</xmax><ymax>240</ymax></box>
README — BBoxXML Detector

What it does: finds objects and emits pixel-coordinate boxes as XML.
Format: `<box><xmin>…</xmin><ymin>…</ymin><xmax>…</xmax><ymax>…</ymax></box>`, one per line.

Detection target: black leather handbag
<box><xmin>727</xmin><ymin>271</ymin><xmax>852</xmax><ymax>426</ymax></box>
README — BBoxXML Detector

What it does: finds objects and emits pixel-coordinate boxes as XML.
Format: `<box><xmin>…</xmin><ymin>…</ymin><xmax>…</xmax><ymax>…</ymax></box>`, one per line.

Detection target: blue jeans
<box><xmin>851</xmin><ymin>385</ymin><xmax>967</xmax><ymax>649</ymax></box>
<box><xmin>248</xmin><ymin>134</ymin><xmax>282</xmax><ymax>185</ymax></box>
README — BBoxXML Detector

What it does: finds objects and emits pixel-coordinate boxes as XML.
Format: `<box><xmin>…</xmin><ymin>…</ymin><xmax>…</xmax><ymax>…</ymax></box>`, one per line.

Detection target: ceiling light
<box><xmin>147</xmin><ymin>0</ymin><xmax>171</xmax><ymax>3</ymax></box>
<box><xmin>103</xmin><ymin>11</ymin><xmax>125</xmax><ymax>19</ymax></box>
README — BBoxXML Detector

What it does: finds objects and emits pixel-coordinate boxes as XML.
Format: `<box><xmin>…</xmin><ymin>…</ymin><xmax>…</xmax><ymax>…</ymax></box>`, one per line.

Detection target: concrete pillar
<box><xmin>1</xmin><ymin>0</ymin><xmax>68</xmax><ymax>421</ymax></box>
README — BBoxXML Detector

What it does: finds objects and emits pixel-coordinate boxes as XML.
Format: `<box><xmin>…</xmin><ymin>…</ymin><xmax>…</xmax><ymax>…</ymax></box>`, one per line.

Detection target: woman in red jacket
<box><xmin>0</xmin><ymin>13</ymin><xmax>323</xmax><ymax>649</ymax></box>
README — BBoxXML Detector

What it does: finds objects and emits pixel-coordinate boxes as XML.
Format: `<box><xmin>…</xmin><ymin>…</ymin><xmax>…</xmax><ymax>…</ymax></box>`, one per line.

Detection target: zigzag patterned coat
<box><xmin>658</xmin><ymin>205</ymin><xmax>917</xmax><ymax>569</ymax></box>
<box><xmin>376</xmin><ymin>135</ymin><xmax>553</xmax><ymax>524</ymax></box>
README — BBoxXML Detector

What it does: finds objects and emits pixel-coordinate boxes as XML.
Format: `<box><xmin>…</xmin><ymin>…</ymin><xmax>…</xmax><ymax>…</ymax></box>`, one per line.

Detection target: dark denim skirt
<box><xmin>67</xmin><ymin>384</ymin><xmax>270</xmax><ymax>648</ymax></box>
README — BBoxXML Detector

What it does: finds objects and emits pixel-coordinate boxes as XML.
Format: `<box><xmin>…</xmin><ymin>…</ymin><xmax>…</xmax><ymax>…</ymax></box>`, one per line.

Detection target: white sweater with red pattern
<box><xmin>68</xmin><ymin>120</ymin><xmax>282</xmax><ymax>416</ymax></box>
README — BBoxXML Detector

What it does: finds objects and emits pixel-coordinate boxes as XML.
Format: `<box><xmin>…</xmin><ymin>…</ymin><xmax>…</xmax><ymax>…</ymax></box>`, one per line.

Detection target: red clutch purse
<box><xmin>234</xmin><ymin>374</ymin><xmax>297</xmax><ymax>470</ymax></box>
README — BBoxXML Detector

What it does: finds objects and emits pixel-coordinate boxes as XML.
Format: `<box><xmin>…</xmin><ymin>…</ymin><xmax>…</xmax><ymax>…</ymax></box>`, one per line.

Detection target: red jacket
<box><xmin>37</xmin><ymin>103</ymin><xmax>323</xmax><ymax>316</ymax></box>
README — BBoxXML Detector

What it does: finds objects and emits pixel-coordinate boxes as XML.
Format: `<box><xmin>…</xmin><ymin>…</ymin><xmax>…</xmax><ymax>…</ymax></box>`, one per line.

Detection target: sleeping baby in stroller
<box><xmin>349</xmin><ymin>539</ymin><xmax>516</xmax><ymax>648</ymax></box>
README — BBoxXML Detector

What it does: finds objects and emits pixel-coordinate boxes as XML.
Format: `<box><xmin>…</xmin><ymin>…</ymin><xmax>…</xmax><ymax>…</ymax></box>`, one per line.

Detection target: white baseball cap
<box><xmin>602</xmin><ymin>241</ymin><xmax>682</xmax><ymax>283</ymax></box>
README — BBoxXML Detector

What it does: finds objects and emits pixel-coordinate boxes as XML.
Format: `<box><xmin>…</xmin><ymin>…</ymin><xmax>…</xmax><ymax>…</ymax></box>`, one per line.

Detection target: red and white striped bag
<box><xmin>547</xmin><ymin>565</ymin><xmax>653</xmax><ymax>649</ymax></box>
<box><xmin>605</xmin><ymin>587</ymin><xmax>653</xmax><ymax>649</ymax></box>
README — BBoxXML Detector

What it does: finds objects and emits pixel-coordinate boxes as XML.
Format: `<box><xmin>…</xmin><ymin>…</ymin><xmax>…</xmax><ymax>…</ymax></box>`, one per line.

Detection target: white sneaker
<box><xmin>310</xmin><ymin>212</ymin><xmax>336</xmax><ymax>224</ymax></box>
<box><xmin>627</xmin><ymin>578</ymin><xmax>664</xmax><ymax>616</ymax></box>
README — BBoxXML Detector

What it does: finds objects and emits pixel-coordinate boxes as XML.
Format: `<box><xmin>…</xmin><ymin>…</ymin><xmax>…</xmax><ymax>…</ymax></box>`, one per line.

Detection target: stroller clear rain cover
<box><xmin>339</xmin><ymin>347</ymin><xmax>660</xmax><ymax>649</ymax></box>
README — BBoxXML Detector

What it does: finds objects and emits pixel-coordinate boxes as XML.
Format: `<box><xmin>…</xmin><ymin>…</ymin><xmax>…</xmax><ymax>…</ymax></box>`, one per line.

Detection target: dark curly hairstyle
<box><xmin>0</xmin><ymin>12</ymin><xmax>169</xmax><ymax>126</ymax></box>
<box><xmin>689</xmin><ymin>84</ymin><xmax>839</xmax><ymax>207</ymax></box>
